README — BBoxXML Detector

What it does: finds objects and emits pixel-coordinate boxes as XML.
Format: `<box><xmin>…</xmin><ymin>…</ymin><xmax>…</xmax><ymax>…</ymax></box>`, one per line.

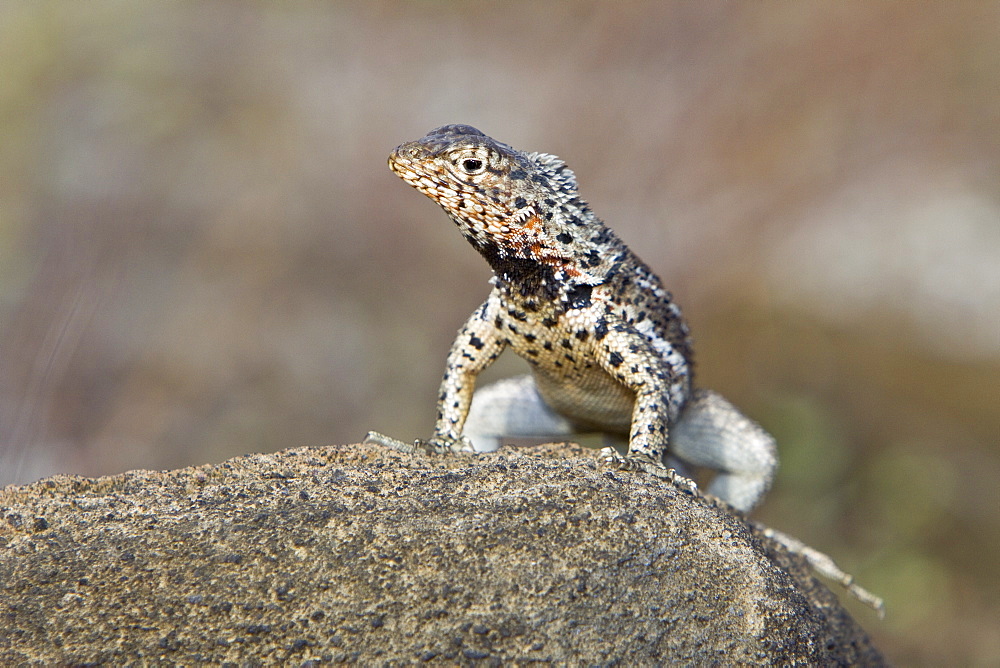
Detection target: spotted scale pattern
<box><xmin>370</xmin><ymin>126</ymin><xmax>899</xmax><ymax>615</ymax></box>
<box><xmin>389</xmin><ymin>124</ymin><xmax>694</xmax><ymax>469</ymax></box>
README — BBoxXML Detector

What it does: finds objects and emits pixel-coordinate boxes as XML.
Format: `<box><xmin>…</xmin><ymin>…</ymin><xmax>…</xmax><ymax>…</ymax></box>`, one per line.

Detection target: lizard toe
<box><xmin>364</xmin><ymin>431</ymin><xmax>419</xmax><ymax>453</ymax></box>
<box><xmin>414</xmin><ymin>435</ymin><xmax>476</xmax><ymax>455</ymax></box>
<box><xmin>599</xmin><ymin>447</ymin><xmax>700</xmax><ymax>498</ymax></box>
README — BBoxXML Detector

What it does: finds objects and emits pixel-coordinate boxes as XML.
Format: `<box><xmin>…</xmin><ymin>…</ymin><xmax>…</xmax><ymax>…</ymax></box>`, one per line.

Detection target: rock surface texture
<box><xmin>0</xmin><ymin>442</ymin><xmax>884</xmax><ymax>665</ymax></box>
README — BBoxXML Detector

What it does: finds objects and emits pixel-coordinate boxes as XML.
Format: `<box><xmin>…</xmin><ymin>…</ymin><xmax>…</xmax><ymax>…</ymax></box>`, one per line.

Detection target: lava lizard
<box><xmin>367</xmin><ymin>124</ymin><xmax>883</xmax><ymax>613</ymax></box>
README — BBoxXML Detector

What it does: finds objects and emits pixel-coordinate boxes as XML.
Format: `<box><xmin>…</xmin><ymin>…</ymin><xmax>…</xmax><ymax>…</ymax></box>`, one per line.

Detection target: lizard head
<box><xmin>390</xmin><ymin>125</ymin><xmax>605</xmax><ymax>288</ymax></box>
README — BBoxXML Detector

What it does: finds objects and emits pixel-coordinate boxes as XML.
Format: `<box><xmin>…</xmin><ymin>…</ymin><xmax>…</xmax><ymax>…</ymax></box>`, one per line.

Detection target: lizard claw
<box><xmin>599</xmin><ymin>447</ymin><xmax>700</xmax><ymax>498</ymax></box>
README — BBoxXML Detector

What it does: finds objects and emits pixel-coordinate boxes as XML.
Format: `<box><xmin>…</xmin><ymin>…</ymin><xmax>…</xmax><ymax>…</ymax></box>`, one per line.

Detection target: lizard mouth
<box><xmin>387</xmin><ymin>151</ymin><xmax>421</xmax><ymax>183</ymax></box>
<box><xmin>390</xmin><ymin>150</ymin><xmax>543</xmax><ymax>245</ymax></box>
<box><xmin>388</xmin><ymin>151</ymin><xmax>460</xmax><ymax>200</ymax></box>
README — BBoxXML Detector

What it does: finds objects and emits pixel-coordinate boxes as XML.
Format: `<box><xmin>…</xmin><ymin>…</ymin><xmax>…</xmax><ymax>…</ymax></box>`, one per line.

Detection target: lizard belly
<box><xmin>500</xmin><ymin>306</ymin><xmax>636</xmax><ymax>435</ymax></box>
<box><xmin>531</xmin><ymin>364</ymin><xmax>634</xmax><ymax>434</ymax></box>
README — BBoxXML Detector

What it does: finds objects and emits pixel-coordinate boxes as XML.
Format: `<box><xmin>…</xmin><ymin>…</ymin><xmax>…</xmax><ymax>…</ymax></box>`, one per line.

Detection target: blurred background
<box><xmin>1</xmin><ymin>2</ymin><xmax>997</xmax><ymax>662</ymax></box>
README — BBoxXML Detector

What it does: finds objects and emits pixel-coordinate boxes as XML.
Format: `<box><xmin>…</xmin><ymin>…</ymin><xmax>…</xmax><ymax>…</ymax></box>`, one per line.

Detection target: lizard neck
<box><xmin>481</xmin><ymin>247</ymin><xmax>596</xmax><ymax>316</ymax></box>
<box><xmin>475</xmin><ymin>240</ymin><xmax>550</xmax><ymax>287</ymax></box>
<box><xmin>476</xmin><ymin>240</ymin><xmax>562</xmax><ymax>303</ymax></box>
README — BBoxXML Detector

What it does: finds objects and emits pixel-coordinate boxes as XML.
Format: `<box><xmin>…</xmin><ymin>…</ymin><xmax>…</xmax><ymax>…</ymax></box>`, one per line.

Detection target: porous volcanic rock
<box><xmin>0</xmin><ymin>442</ymin><xmax>884</xmax><ymax>664</ymax></box>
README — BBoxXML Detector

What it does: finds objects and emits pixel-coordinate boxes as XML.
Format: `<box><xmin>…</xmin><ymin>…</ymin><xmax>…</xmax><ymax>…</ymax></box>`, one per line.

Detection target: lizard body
<box><xmin>385</xmin><ymin>125</ymin><xmax>777</xmax><ymax>512</ymax></box>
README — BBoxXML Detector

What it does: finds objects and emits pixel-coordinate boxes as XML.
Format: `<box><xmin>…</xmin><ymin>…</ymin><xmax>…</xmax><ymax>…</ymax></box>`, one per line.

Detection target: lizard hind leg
<box><xmin>463</xmin><ymin>374</ymin><xmax>575</xmax><ymax>452</ymax></box>
<box><xmin>671</xmin><ymin>389</ymin><xmax>778</xmax><ymax>513</ymax></box>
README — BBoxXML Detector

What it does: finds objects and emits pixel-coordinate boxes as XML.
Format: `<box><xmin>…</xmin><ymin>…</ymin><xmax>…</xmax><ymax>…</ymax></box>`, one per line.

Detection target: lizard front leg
<box><xmin>417</xmin><ymin>296</ymin><xmax>507</xmax><ymax>453</ymax></box>
<box><xmin>590</xmin><ymin>311</ymin><xmax>698</xmax><ymax>495</ymax></box>
<box><xmin>365</xmin><ymin>297</ymin><xmax>506</xmax><ymax>455</ymax></box>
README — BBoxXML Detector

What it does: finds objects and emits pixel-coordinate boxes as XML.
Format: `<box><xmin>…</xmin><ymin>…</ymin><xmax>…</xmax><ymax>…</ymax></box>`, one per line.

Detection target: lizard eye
<box><xmin>460</xmin><ymin>158</ymin><xmax>484</xmax><ymax>173</ymax></box>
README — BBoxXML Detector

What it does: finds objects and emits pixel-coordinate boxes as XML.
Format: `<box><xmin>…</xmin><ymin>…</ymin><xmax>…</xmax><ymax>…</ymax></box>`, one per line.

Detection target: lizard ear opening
<box><xmin>527</xmin><ymin>152</ymin><xmax>578</xmax><ymax>194</ymax></box>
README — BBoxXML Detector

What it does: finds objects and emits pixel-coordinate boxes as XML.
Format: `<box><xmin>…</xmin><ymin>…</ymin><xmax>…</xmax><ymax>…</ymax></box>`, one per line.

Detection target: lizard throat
<box><xmin>473</xmin><ymin>240</ymin><xmax>561</xmax><ymax>300</ymax></box>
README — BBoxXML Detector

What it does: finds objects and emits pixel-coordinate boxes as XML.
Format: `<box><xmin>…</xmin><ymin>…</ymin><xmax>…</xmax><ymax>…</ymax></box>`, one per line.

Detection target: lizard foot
<box><xmin>599</xmin><ymin>447</ymin><xmax>700</xmax><ymax>498</ymax></box>
<box><xmin>363</xmin><ymin>431</ymin><xmax>475</xmax><ymax>455</ymax></box>
<box><xmin>363</xmin><ymin>431</ymin><xmax>419</xmax><ymax>453</ymax></box>
<box><xmin>414</xmin><ymin>435</ymin><xmax>476</xmax><ymax>454</ymax></box>
<box><xmin>761</xmin><ymin>526</ymin><xmax>886</xmax><ymax>618</ymax></box>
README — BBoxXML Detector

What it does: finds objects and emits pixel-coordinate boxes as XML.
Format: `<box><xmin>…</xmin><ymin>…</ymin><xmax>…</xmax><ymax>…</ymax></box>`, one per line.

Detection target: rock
<box><xmin>0</xmin><ymin>442</ymin><xmax>884</xmax><ymax>665</ymax></box>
